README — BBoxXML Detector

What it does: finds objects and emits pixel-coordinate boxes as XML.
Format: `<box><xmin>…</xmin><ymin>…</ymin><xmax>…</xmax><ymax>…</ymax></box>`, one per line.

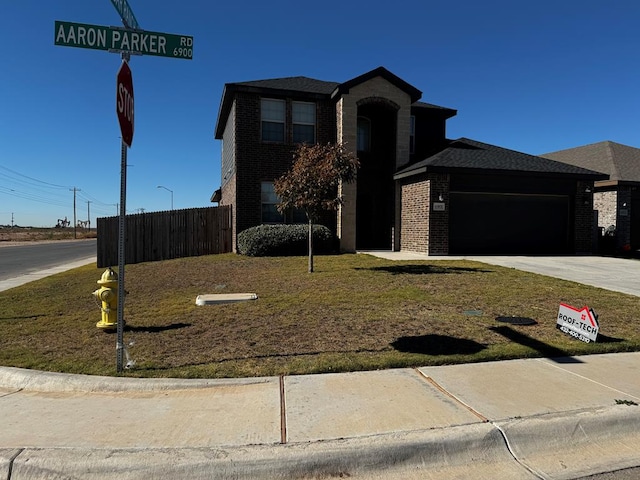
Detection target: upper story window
<box><xmin>357</xmin><ymin>117</ymin><xmax>371</xmax><ymax>152</ymax></box>
<box><xmin>292</xmin><ymin>101</ymin><xmax>316</xmax><ymax>144</ymax></box>
<box><xmin>409</xmin><ymin>115</ymin><xmax>415</xmax><ymax>154</ymax></box>
<box><xmin>261</xmin><ymin>98</ymin><xmax>285</xmax><ymax>143</ymax></box>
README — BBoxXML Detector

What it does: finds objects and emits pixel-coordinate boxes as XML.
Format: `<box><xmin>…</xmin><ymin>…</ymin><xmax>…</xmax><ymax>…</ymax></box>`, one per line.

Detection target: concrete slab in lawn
<box><xmin>538</xmin><ymin>352</ymin><xmax>640</xmax><ymax>401</ymax></box>
<box><xmin>284</xmin><ymin>368</ymin><xmax>483</xmax><ymax>443</ymax></box>
<box><xmin>419</xmin><ymin>357</ymin><xmax>630</xmax><ymax>421</ymax></box>
<box><xmin>0</xmin><ymin>379</ymin><xmax>281</xmax><ymax>448</ymax></box>
<box><xmin>195</xmin><ymin>293</ymin><xmax>257</xmax><ymax>305</ymax></box>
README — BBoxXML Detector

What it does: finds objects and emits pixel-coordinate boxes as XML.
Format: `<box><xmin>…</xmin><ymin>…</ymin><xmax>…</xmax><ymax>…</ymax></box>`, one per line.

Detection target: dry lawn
<box><xmin>0</xmin><ymin>227</ymin><xmax>96</xmax><ymax>244</ymax></box>
<box><xmin>0</xmin><ymin>253</ymin><xmax>638</xmax><ymax>378</ymax></box>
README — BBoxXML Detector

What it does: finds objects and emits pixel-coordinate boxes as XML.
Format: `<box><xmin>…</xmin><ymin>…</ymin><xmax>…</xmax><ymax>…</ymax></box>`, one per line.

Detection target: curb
<box><xmin>498</xmin><ymin>404</ymin><xmax>640</xmax><ymax>479</ymax></box>
<box><xmin>0</xmin><ymin>366</ymin><xmax>272</xmax><ymax>393</ymax></box>
<box><xmin>1</xmin><ymin>423</ymin><xmax>538</xmax><ymax>480</ymax></box>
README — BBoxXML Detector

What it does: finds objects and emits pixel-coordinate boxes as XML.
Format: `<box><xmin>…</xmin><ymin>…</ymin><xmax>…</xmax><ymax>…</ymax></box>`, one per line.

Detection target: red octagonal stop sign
<box><xmin>116</xmin><ymin>60</ymin><xmax>134</xmax><ymax>147</ymax></box>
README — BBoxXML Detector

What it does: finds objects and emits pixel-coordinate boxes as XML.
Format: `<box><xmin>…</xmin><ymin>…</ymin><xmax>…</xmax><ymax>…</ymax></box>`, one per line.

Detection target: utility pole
<box><xmin>70</xmin><ymin>187</ymin><xmax>80</xmax><ymax>238</ymax></box>
<box><xmin>11</xmin><ymin>213</ymin><xmax>14</xmax><ymax>228</ymax></box>
<box><xmin>87</xmin><ymin>201</ymin><xmax>91</xmax><ymax>230</ymax></box>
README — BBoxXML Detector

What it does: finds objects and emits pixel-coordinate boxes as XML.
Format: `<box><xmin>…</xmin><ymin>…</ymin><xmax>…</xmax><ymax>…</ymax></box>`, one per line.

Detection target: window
<box><xmin>409</xmin><ymin>115</ymin><xmax>415</xmax><ymax>154</ymax></box>
<box><xmin>261</xmin><ymin>99</ymin><xmax>285</xmax><ymax>142</ymax></box>
<box><xmin>357</xmin><ymin>117</ymin><xmax>370</xmax><ymax>152</ymax></box>
<box><xmin>261</xmin><ymin>181</ymin><xmax>307</xmax><ymax>224</ymax></box>
<box><xmin>293</xmin><ymin>101</ymin><xmax>316</xmax><ymax>144</ymax></box>
<box><xmin>261</xmin><ymin>182</ymin><xmax>284</xmax><ymax>223</ymax></box>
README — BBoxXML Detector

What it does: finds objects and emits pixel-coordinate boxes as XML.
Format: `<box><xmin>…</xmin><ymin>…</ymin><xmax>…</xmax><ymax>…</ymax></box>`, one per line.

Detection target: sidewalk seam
<box><xmin>279</xmin><ymin>374</ymin><xmax>287</xmax><ymax>444</ymax></box>
<box><xmin>414</xmin><ymin>368</ymin><xmax>489</xmax><ymax>422</ymax></box>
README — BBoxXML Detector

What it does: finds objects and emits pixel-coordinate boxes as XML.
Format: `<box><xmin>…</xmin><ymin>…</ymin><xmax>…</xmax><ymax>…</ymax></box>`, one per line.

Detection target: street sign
<box><xmin>109</xmin><ymin>0</ymin><xmax>140</xmax><ymax>29</ymax></box>
<box><xmin>54</xmin><ymin>21</ymin><xmax>193</xmax><ymax>60</ymax></box>
<box><xmin>116</xmin><ymin>60</ymin><xmax>134</xmax><ymax>147</ymax></box>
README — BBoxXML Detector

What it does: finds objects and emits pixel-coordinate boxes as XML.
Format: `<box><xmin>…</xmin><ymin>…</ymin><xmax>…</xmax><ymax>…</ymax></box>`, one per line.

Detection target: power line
<box><xmin>0</xmin><ymin>165</ymin><xmax>114</xmax><ymax>211</ymax></box>
<box><xmin>0</xmin><ymin>165</ymin><xmax>70</xmax><ymax>189</ymax></box>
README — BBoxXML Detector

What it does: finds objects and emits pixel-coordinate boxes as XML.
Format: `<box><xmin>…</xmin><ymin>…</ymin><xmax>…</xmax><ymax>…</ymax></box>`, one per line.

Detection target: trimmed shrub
<box><xmin>237</xmin><ymin>224</ymin><xmax>335</xmax><ymax>257</ymax></box>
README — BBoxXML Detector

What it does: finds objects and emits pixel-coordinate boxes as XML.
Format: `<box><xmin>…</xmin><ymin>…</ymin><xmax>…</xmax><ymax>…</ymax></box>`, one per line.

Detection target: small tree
<box><xmin>274</xmin><ymin>143</ymin><xmax>359</xmax><ymax>272</ymax></box>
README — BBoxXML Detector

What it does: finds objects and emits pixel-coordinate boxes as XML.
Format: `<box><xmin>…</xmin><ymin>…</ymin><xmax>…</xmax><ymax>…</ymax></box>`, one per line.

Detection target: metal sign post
<box><xmin>116</xmin><ymin>132</ymin><xmax>128</xmax><ymax>372</ymax></box>
<box><xmin>115</xmin><ymin>52</ymin><xmax>133</xmax><ymax>373</ymax></box>
<box><xmin>54</xmin><ymin>0</ymin><xmax>193</xmax><ymax>374</ymax></box>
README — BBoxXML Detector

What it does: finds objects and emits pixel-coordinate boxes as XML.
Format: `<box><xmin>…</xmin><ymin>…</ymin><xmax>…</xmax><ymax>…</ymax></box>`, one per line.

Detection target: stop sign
<box><xmin>116</xmin><ymin>60</ymin><xmax>134</xmax><ymax>147</ymax></box>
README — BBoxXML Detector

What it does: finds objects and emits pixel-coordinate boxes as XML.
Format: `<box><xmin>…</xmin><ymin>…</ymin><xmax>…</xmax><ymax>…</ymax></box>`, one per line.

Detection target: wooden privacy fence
<box><xmin>97</xmin><ymin>206</ymin><xmax>232</xmax><ymax>267</ymax></box>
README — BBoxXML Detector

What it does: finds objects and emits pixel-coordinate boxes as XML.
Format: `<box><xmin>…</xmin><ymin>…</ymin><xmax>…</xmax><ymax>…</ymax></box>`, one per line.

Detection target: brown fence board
<box><xmin>97</xmin><ymin>206</ymin><xmax>232</xmax><ymax>267</ymax></box>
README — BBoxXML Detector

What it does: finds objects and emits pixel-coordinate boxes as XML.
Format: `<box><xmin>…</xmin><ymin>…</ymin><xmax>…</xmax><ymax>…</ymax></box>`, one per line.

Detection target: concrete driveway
<box><xmin>362</xmin><ymin>252</ymin><xmax>640</xmax><ymax>297</ymax></box>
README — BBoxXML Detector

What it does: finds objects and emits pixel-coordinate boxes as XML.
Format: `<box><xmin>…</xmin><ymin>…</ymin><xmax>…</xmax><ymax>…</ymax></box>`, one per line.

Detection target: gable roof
<box><xmin>332</xmin><ymin>66</ymin><xmax>422</xmax><ymax>103</ymax></box>
<box><xmin>214</xmin><ymin>67</ymin><xmax>454</xmax><ymax>139</ymax></box>
<box><xmin>541</xmin><ymin>141</ymin><xmax>640</xmax><ymax>184</ymax></box>
<box><xmin>394</xmin><ymin>138</ymin><xmax>610</xmax><ymax>180</ymax></box>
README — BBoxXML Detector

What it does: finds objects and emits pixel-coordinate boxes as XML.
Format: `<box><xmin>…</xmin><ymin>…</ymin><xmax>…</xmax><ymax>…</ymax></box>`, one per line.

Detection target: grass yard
<box><xmin>0</xmin><ymin>253</ymin><xmax>638</xmax><ymax>378</ymax></box>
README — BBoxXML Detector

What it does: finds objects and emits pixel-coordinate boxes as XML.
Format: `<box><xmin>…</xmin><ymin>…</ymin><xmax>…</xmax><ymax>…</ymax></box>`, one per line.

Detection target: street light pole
<box><xmin>157</xmin><ymin>185</ymin><xmax>173</xmax><ymax>210</ymax></box>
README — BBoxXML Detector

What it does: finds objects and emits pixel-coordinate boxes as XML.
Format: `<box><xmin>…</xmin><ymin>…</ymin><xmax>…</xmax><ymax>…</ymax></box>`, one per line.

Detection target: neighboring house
<box><xmin>213</xmin><ymin>66</ymin><xmax>608</xmax><ymax>255</ymax></box>
<box><xmin>543</xmin><ymin>141</ymin><xmax>640</xmax><ymax>252</ymax></box>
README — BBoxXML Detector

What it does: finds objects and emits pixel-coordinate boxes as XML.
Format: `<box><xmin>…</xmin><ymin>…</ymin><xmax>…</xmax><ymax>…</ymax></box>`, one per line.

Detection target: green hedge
<box><xmin>237</xmin><ymin>224</ymin><xmax>336</xmax><ymax>257</ymax></box>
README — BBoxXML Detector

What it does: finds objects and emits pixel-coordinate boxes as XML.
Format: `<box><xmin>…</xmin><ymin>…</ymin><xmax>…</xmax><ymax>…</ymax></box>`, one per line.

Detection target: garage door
<box><xmin>449</xmin><ymin>192</ymin><xmax>571</xmax><ymax>254</ymax></box>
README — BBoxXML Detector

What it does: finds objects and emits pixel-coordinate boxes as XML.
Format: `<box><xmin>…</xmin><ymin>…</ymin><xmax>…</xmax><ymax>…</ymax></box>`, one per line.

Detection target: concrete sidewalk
<box><xmin>1</xmin><ymin>353</ymin><xmax>639</xmax><ymax>479</ymax></box>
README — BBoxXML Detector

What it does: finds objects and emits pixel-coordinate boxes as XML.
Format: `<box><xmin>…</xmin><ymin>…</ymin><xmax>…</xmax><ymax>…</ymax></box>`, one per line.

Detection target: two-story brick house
<box><xmin>213</xmin><ymin>66</ymin><xmax>608</xmax><ymax>255</ymax></box>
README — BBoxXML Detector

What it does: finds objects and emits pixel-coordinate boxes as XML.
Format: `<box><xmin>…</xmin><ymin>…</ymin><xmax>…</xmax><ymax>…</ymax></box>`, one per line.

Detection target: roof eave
<box><xmin>215</xmin><ymin>83</ymin><xmax>333</xmax><ymax>139</ymax></box>
<box><xmin>394</xmin><ymin>165</ymin><xmax>610</xmax><ymax>181</ymax></box>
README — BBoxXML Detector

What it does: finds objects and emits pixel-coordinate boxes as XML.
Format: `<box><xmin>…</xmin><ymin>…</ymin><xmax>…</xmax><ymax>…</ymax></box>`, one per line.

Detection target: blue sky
<box><xmin>1</xmin><ymin>0</ymin><xmax>639</xmax><ymax>227</ymax></box>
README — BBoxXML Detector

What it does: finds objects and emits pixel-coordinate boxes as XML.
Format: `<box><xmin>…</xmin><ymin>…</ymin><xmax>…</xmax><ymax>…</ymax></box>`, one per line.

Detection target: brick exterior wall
<box><xmin>616</xmin><ymin>186</ymin><xmax>633</xmax><ymax>250</ymax></box>
<box><xmin>399</xmin><ymin>173</ymin><xmax>450</xmax><ymax>255</ymax></box>
<box><xmin>220</xmin><ymin>174</ymin><xmax>237</xmax><ymax>251</ymax></box>
<box><xmin>400</xmin><ymin>179</ymin><xmax>429</xmax><ymax>252</ymax></box>
<box><xmin>427</xmin><ymin>173</ymin><xmax>450</xmax><ymax>255</ymax></box>
<box><xmin>594</xmin><ymin>190</ymin><xmax>617</xmax><ymax>230</ymax></box>
<box><xmin>223</xmin><ymin>91</ymin><xmax>337</xmax><ymax>249</ymax></box>
<box><xmin>220</xmin><ymin>101</ymin><xmax>237</xmax><ymax>251</ymax></box>
<box><xmin>595</xmin><ymin>187</ymin><xmax>633</xmax><ymax>250</ymax></box>
<box><xmin>574</xmin><ymin>181</ymin><xmax>595</xmax><ymax>254</ymax></box>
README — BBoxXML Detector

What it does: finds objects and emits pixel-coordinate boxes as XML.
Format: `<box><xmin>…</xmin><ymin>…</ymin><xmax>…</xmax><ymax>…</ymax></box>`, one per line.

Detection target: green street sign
<box><xmin>54</xmin><ymin>20</ymin><xmax>193</xmax><ymax>60</ymax></box>
<box><xmin>109</xmin><ymin>0</ymin><xmax>140</xmax><ymax>29</ymax></box>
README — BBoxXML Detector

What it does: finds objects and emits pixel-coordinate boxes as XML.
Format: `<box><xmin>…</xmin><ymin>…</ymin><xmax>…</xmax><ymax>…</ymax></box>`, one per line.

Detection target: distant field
<box><xmin>0</xmin><ymin>227</ymin><xmax>96</xmax><ymax>243</ymax></box>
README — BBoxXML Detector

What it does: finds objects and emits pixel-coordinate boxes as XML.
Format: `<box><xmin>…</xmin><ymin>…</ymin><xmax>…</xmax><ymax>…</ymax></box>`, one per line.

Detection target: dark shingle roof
<box><xmin>214</xmin><ymin>67</ymin><xmax>455</xmax><ymax>139</ymax></box>
<box><xmin>412</xmin><ymin>101</ymin><xmax>457</xmax><ymax>119</ymax></box>
<box><xmin>541</xmin><ymin>141</ymin><xmax>640</xmax><ymax>183</ymax></box>
<box><xmin>394</xmin><ymin>138</ymin><xmax>610</xmax><ymax>180</ymax></box>
<box><xmin>228</xmin><ymin>76</ymin><xmax>339</xmax><ymax>95</ymax></box>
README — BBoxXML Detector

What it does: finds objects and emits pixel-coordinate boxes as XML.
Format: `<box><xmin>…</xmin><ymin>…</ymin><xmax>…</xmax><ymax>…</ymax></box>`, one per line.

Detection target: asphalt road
<box><xmin>0</xmin><ymin>239</ymin><xmax>96</xmax><ymax>281</ymax></box>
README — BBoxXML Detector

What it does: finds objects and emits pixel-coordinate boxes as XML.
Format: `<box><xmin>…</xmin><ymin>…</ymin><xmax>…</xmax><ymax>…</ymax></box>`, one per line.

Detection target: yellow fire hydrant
<box><xmin>93</xmin><ymin>267</ymin><xmax>118</xmax><ymax>331</ymax></box>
